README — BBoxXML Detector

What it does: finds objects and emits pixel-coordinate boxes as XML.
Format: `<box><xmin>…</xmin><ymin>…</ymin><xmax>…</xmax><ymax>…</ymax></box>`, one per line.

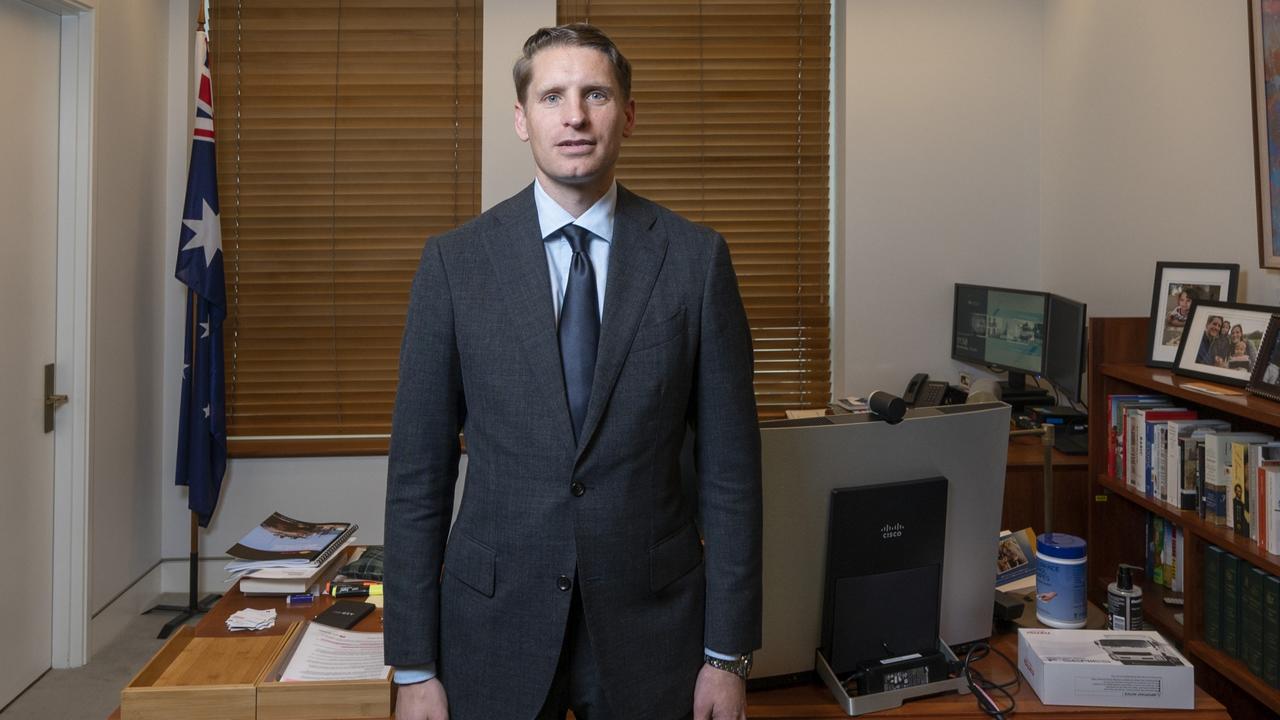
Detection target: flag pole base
<box><xmin>145</xmin><ymin>594</ymin><xmax>222</xmax><ymax>639</ymax></box>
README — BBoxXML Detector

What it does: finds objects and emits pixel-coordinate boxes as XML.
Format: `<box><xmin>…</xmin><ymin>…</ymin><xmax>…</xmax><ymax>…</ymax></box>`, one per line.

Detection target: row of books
<box><xmin>1203</xmin><ymin>544</ymin><xmax>1280</xmax><ymax>688</ymax></box>
<box><xmin>1108</xmin><ymin>393</ymin><xmax>1280</xmax><ymax>555</ymax></box>
<box><xmin>226</xmin><ymin>512</ymin><xmax>358</xmax><ymax>595</ymax></box>
<box><xmin>1146</xmin><ymin>514</ymin><xmax>1184</xmax><ymax>594</ymax></box>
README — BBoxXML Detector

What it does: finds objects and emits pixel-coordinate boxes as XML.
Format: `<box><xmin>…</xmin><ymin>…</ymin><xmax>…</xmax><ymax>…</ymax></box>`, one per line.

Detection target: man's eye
<box><xmin>544</xmin><ymin>94</ymin><xmax>561</xmax><ymax>105</ymax></box>
<box><xmin>587</xmin><ymin>91</ymin><xmax>607</xmax><ymax>102</ymax></box>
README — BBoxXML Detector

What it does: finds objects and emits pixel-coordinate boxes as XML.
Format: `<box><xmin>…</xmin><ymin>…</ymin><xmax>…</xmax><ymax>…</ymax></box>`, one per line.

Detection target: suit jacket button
<box><xmin>557</xmin><ymin>575</ymin><xmax>572</xmax><ymax>592</ymax></box>
<box><xmin>570</xmin><ymin>482</ymin><xmax>585</xmax><ymax>497</ymax></box>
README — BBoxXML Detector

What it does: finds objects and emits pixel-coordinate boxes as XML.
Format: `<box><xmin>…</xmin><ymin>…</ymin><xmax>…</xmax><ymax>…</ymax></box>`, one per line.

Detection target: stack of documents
<box><xmin>226</xmin><ymin>607</ymin><xmax>276</xmax><ymax>632</ymax></box>
<box><xmin>280</xmin><ymin>623</ymin><xmax>391</xmax><ymax>682</ymax></box>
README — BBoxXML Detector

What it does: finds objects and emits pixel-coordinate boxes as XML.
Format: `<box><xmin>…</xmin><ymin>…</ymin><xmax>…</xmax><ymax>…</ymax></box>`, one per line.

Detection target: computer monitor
<box><xmin>1045</xmin><ymin>294</ymin><xmax>1087</xmax><ymax>404</ymax></box>
<box><xmin>952</xmin><ymin>283</ymin><xmax>1049</xmax><ymax>390</ymax></box>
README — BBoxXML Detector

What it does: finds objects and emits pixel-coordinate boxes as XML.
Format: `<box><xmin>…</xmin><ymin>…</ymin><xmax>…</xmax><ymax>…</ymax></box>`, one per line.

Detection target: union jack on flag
<box><xmin>175</xmin><ymin>29</ymin><xmax>227</xmax><ymax>527</ymax></box>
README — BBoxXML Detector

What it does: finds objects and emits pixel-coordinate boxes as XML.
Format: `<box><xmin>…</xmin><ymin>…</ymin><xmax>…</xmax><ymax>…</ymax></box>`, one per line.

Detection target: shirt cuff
<box><xmin>704</xmin><ymin>647</ymin><xmax>736</xmax><ymax>661</ymax></box>
<box><xmin>393</xmin><ymin>664</ymin><xmax>437</xmax><ymax>685</ymax></box>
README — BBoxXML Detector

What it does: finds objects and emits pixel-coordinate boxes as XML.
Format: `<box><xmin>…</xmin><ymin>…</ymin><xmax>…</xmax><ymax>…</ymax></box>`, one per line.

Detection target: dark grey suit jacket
<box><xmin>384</xmin><ymin>184</ymin><xmax>762</xmax><ymax>720</ymax></box>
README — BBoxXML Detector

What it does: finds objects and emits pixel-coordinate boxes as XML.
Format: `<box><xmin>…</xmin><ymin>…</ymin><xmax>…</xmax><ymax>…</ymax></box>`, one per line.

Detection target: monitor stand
<box><xmin>1000</xmin><ymin>372</ymin><xmax>1053</xmax><ymax>410</ymax></box>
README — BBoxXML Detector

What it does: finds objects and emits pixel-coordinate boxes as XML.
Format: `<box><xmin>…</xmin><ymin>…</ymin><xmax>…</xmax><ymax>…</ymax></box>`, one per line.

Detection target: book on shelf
<box><xmin>1167</xmin><ymin>420</ymin><xmax>1230</xmax><ymax>511</ymax></box>
<box><xmin>1230</xmin><ymin>439</ymin><xmax>1273</xmax><ymax>537</ymax></box>
<box><xmin>1204</xmin><ymin>544</ymin><xmax>1222</xmax><ymax>649</ymax></box>
<box><xmin>1108</xmin><ymin>394</ymin><xmax>1167</xmax><ymax>480</ymax></box>
<box><xmin>225</xmin><ymin>512</ymin><xmax>358</xmax><ymax>573</ymax></box>
<box><xmin>1203</xmin><ymin>432</ymin><xmax>1272</xmax><ymax>528</ymax></box>
<box><xmin>1257</xmin><ymin>443</ymin><xmax>1280</xmax><ymax>555</ymax></box>
<box><xmin>1244</xmin><ymin>567</ymin><xmax>1267</xmax><ymax>678</ymax></box>
<box><xmin>1222</xmin><ymin>552</ymin><xmax>1242</xmax><ymax>659</ymax></box>
<box><xmin>1142</xmin><ymin>409</ymin><xmax>1196</xmax><ymax>499</ymax></box>
<box><xmin>1126</xmin><ymin>405</ymin><xmax>1180</xmax><ymax>492</ymax></box>
<box><xmin>1264</xmin><ymin>573</ymin><xmax>1280</xmax><ymax>688</ymax></box>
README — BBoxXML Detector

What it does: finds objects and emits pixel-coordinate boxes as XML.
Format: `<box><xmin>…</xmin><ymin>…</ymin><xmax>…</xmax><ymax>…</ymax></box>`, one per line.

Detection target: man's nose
<box><xmin>562</xmin><ymin>98</ymin><xmax>586</xmax><ymax>127</ymax></box>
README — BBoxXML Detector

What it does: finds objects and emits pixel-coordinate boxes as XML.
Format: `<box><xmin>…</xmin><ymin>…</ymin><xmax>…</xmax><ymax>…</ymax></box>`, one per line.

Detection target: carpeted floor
<box><xmin>0</xmin><ymin>596</ymin><xmax>198</xmax><ymax>720</ymax></box>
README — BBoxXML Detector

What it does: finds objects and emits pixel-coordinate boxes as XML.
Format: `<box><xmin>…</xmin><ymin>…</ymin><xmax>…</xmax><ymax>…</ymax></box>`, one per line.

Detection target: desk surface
<box><xmin>1006</xmin><ymin>433</ymin><xmax>1088</xmax><ymax>468</ymax></box>
<box><xmin>110</xmin><ymin>586</ymin><xmax>1227</xmax><ymax>720</ymax></box>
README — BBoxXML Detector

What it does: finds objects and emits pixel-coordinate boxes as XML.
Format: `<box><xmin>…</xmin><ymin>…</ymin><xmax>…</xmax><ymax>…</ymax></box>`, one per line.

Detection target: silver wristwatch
<box><xmin>703</xmin><ymin>652</ymin><xmax>753</xmax><ymax>679</ymax></box>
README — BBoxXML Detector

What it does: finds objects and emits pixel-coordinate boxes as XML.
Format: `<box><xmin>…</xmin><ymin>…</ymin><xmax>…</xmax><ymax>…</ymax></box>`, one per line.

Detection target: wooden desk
<box><xmin>110</xmin><ymin>586</ymin><xmax>1227</xmax><ymax>720</ymax></box>
<box><xmin>1002</xmin><ymin>435</ymin><xmax>1088</xmax><ymax>538</ymax></box>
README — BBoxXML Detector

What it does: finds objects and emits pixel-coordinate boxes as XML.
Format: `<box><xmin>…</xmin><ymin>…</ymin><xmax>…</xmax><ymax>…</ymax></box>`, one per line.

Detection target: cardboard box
<box><xmin>1017</xmin><ymin>629</ymin><xmax>1193</xmax><ymax>709</ymax></box>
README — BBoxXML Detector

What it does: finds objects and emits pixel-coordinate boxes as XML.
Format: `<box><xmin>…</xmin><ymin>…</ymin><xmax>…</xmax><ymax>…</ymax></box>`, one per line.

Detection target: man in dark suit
<box><xmin>384</xmin><ymin>23</ymin><xmax>762</xmax><ymax>720</ymax></box>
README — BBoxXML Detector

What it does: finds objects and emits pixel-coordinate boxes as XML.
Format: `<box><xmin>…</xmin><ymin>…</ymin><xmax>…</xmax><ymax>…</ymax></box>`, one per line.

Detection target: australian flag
<box><xmin>175</xmin><ymin>30</ymin><xmax>227</xmax><ymax>527</ymax></box>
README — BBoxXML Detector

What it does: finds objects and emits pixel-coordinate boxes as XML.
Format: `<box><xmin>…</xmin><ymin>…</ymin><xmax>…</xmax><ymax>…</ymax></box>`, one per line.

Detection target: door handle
<box><xmin>44</xmin><ymin>363</ymin><xmax>67</xmax><ymax>433</ymax></box>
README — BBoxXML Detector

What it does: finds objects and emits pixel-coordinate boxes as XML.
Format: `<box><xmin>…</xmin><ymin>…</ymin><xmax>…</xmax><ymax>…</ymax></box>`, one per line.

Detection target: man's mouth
<box><xmin>557</xmin><ymin>139</ymin><xmax>596</xmax><ymax>148</ymax></box>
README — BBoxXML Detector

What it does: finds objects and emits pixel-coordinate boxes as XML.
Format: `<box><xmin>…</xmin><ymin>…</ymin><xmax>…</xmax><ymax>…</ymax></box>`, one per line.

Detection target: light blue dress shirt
<box><xmin>393</xmin><ymin>181</ymin><xmax>732</xmax><ymax>686</ymax></box>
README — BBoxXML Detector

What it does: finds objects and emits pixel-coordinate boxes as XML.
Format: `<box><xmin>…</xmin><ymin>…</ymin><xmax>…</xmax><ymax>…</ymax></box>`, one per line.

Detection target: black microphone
<box><xmin>868</xmin><ymin>390</ymin><xmax>906</xmax><ymax>424</ymax></box>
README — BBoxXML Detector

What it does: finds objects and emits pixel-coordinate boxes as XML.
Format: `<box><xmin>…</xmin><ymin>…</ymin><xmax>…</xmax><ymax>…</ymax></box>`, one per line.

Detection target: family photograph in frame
<box><xmin>1247</xmin><ymin>315</ymin><xmax>1280</xmax><ymax>401</ymax></box>
<box><xmin>1172</xmin><ymin>300</ymin><xmax>1274</xmax><ymax>387</ymax></box>
<box><xmin>1146</xmin><ymin>262</ymin><xmax>1239</xmax><ymax>367</ymax></box>
<box><xmin>1252</xmin><ymin>0</ymin><xmax>1280</xmax><ymax>267</ymax></box>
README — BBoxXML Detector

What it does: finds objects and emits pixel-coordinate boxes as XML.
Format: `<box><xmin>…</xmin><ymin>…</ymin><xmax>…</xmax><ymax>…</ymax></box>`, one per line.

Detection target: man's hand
<box><xmin>395</xmin><ymin>678</ymin><xmax>449</xmax><ymax>720</ymax></box>
<box><xmin>692</xmin><ymin>663</ymin><xmax>747</xmax><ymax>720</ymax></box>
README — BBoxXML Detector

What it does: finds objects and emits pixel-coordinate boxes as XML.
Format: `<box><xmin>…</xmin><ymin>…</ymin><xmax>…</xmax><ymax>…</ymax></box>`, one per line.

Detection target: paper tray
<box><xmin>256</xmin><ymin>621</ymin><xmax>392</xmax><ymax>720</ymax></box>
<box><xmin>121</xmin><ymin>625</ymin><xmax>292</xmax><ymax>720</ymax></box>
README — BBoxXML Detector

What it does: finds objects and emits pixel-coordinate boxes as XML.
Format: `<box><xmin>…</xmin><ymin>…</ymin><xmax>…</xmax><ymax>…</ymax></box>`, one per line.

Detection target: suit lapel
<box><xmin>482</xmin><ymin>186</ymin><xmax>576</xmax><ymax>448</ymax></box>
<box><xmin>575</xmin><ymin>186</ymin><xmax>666</xmax><ymax>459</ymax></box>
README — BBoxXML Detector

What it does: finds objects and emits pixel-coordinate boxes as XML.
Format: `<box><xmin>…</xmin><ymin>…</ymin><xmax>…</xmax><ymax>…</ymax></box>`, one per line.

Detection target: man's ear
<box><xmin>514</xmin><ymin>102</ymin><xmax>530</xmax><ymax>142</ymax></box>
<box><xmin>621</xmin><ymin>97</ymin><xmax>636</xmax><ymax>138</ymax></box>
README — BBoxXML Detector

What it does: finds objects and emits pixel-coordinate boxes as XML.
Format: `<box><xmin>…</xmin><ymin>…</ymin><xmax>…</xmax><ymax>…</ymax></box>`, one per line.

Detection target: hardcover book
<box><xmin>1204</xmin><ymin>545</ymin><xmax>1222</xmax><ymax>649</ymax></box>
<box><xmin>1223</xmin><ymin>552</ymin><xmax>1241</xmax><ymax>659</ymax></box>
<box><xmin>1244</xmin><ymin>567</ymin><xmax>1266</xmax><ymax>677</ymax></box>
<box><xmin>1264</xmin><ymin>573</ymin><xmax>1279</xmax><ymax>688</ymax></box>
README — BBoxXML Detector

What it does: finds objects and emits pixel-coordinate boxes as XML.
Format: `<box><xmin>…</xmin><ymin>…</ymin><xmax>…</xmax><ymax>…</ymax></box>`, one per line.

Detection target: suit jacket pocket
<box><xmin>444</xmin><ymin>533</ymin><xmax>495</xmax><ymax>598</ymax></box>
<box><xmin>631</xmin><ymin>307</ymin><xmax>686</xmax><ymax>354</ymax></box>
<box><xmin>650</xmin><ymin>521</ymin><xmax>703</xmax><ymax>593</ymax></box>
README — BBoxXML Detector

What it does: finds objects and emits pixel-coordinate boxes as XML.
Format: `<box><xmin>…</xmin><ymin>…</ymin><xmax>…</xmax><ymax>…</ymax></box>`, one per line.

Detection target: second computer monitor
<box><xmin>1045</xmin><ymin>294</ymin><xmax>1087</xmax><ymax>404</ymax></box>
<box><xmin>952</xmin><ymin>284</ymin><xmax>1049</xmax><ymax>387</ymax></box>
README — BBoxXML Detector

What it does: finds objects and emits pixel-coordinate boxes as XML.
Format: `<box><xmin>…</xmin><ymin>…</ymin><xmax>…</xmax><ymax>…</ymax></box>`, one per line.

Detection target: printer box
<box><xmin>1017</xmin><ymin>629</ymin><xmax>1193</xmax><ymax>709</ymax></box>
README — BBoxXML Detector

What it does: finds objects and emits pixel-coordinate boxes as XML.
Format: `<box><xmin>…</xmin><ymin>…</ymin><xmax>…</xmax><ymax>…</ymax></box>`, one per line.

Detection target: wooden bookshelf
<box><xmin>1088</xmin><ymin>317</ymin><xmax>1280</xmax><ymax>719</ymax></box>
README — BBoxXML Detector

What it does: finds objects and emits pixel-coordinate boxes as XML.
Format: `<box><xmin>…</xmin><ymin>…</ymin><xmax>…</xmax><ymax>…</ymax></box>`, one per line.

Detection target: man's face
<box><xmin>514</xmin><ymin>45</ymin><xmax>636</xmax><ymax>195</ymax></box>
<box><xmin>1207</xmin><ymin>318</ymin><xmax>1222</xmax><ymax>336</ymax></box>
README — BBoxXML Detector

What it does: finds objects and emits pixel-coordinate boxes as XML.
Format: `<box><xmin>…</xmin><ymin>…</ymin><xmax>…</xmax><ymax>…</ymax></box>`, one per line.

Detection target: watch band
<box><xmin>703</xmin><ymin>652</ymin><xmax>753</xmax><ymax>679</ymax></box>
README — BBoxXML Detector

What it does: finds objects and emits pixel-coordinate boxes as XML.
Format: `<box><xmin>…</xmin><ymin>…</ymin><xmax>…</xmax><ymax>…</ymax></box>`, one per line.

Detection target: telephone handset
<box><xmin>903</xmin><ymin>373</ymin><xmax>949</xmax><ymax>407</ymax></box>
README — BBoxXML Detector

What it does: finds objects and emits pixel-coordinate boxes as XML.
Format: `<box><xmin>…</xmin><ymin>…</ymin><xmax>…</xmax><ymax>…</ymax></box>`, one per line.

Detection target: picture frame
<box><xmin>1171</xmin><ymin>300</ymin><xmax>1275</xmax><ymax>388</ymax></box>
<box><xmin>1247</xmin><ymin>314</ymin><xmax>1280</xmax><ymax>401</ymax></box>
<box><xmin>1146</xmin><ymin>262</ymin><xmax>1239</xmax><ymax>367</ymax></box>
<box><xmin>1251</xmin><ymin>1</ymin><xmax>1280</xmax><ymax>267</ymax></box>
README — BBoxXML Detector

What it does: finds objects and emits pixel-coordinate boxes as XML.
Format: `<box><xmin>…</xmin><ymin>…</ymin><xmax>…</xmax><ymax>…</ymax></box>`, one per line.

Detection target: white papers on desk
<box><xmin>226</xmin><ymin>607</ymin><xmax>277</xmax><ymax>631</ymax></box>
<box><xmin>279</xmin><ymin>622</ymin><xmax>391</xmax><ymax>682</ymax></box>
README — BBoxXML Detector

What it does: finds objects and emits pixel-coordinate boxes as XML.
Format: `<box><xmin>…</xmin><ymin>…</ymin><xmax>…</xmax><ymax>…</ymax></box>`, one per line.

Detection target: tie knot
<box><xmin>561</xmin><ymin>223</ymin><xmax>593</xmax><ymax>254</ymax></box>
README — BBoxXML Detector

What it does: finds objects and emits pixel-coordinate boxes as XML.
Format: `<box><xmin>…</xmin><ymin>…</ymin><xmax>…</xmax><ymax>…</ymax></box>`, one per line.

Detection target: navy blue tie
<box><xmin>558</xmin><ymin>223</ymin><xmax>599</xmax><ymax>441</ymax></box>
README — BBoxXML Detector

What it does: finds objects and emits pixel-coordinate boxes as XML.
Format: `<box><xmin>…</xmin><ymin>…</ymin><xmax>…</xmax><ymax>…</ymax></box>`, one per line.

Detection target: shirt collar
<box><xmin>533</xmin><ymin>178</ymin><xmax>617</xmax><ymax>243</ymax></box>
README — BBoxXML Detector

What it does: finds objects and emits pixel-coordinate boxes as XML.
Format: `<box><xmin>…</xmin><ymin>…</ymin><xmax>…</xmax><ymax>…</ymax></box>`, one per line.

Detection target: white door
<box><xmin>0</xmin><ymin>0</ymin><xmax>61</xmax><ymax>708</ymax></box>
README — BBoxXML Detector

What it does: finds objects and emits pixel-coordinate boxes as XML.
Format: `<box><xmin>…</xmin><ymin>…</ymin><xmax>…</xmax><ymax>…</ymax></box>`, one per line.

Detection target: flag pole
<box><xmin>147</xmin><ymin>292</ymin><xmax>222</xmax><ymax>639</ymax></box>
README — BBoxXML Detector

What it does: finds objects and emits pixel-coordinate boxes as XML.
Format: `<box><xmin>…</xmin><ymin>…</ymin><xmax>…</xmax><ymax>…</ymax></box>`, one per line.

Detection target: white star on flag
<box><xmin>181</xmin><ymin>198</ymin><xmax>222</xmax><ymax>267</ymax></box>
<box><xmin>200</xmin><ymin>321</ymin><xmax>210</xmax><ymax>339</ymax></box>
<box><xmin>203</xmin><ymin>405</ymin><xmax>210</xmax><ymax>419</ymax></box>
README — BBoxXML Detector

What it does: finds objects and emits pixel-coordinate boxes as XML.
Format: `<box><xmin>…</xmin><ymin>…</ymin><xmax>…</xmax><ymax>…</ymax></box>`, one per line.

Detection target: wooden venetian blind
<box><xmin>559</xmin><ymin>0</ymin><xmax>831</xmax><ymax>419</ymax></box>
<box><xmin>209</xmin><ymin>0</ymin><xmax>482</xmax><ymax>457</ymax></box>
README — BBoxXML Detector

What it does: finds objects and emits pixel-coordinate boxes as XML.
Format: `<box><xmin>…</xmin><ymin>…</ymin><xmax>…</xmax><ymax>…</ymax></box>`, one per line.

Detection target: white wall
<box><xmin>1040</xmin><ymin>0</ymin><xmax>1278</xmax><ymax>314</ymax></box>
<box><xmin>840</xmin><ymin>0</ymin><xmax>1044</xmax><ymax>397</ymax></box>
<box><xmin>89</xmin><ymin>0</ymin><xmax>170</xmax><ymax>614</ymax></box>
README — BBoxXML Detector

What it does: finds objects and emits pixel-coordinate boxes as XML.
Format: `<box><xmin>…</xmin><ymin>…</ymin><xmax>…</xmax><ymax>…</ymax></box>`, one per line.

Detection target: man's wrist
<box><xmin>702</xmin><ymin>651</ymin><xmax>752</xmax><ymax>679</ymax></box>
<box><xmin>393</xmin><ymin>664</ymin><xmax>437</xmax><ymax>685</ymax></box>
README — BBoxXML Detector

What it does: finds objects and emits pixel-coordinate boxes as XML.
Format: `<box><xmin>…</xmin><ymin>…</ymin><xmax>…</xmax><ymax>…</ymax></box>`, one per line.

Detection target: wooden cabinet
<box><xmin>1088</xmin><ymin>317</ymin><xmax>1280</xmax><ymax>720</ymax></box>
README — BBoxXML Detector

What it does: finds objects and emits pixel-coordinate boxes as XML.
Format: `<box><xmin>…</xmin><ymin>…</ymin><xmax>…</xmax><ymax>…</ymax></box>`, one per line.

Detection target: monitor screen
<box><xmin>1045</xmin><ymin>294</ymin><xmax>1087</xmax><ymax>404</ymax></box>
<box><xmin>952</xmin><ymin>284</ymin><xmax>1048</xmax><ymax>376</ymax></box>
